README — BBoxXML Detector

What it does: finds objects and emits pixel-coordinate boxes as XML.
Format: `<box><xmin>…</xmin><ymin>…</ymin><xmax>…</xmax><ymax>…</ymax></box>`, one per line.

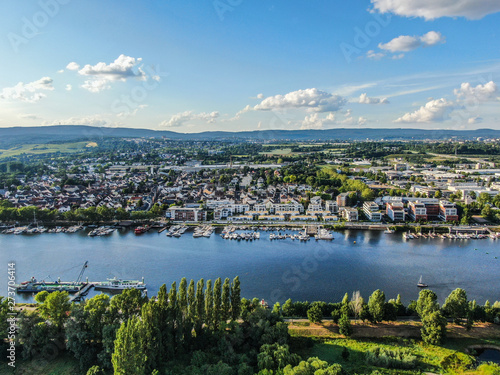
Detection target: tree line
<box><xmin>279</xmin><ymin>288</ymin><xmax>500</xmax><ymax>345</ymax></box>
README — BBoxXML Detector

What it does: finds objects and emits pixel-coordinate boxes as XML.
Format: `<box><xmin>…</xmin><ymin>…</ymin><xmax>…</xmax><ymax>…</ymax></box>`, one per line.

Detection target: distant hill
<box><xmin>0</xmin><ymin>125</ymin><xmax>499</xmax><ymax>145</ymax></box>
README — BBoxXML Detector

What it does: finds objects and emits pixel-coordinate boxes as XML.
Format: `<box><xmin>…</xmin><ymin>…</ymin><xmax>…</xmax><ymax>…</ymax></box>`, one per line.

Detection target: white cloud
<box><xmin>65</xmin><ymin>84</ymin><xmax>72</xmax><ymax>91</ymax></box>
<box><xmin>159</xmin><ymin>111</ymin><xmax>220</xmax><ymax>128</ymax></box>
<box><xmin>359</xmin><ymin>93</ymin><xmax>389</xmax><ymax>104</ymax></box>
<box><xmin>57</xmin><ymin>69</ymin><xmax>64</xmax><ymax>74</ymax></box>
<box><xmin>257</xmin><ymin>93</ymin><xmax>264</xmax><ymax>99</ymax></box>
<box><xmin>254</xmin><ymin>88</ymin><xmax>346</xmax><ymax>113</ymax></box>
<box><xmin>66</xmin><ymin>62</ymin><xmax>80</xmax><ymax>71</ymax></box>
<box><xmin>395</xmin><ymin>98</ymin><xmax>455</xmax><ymax>123</ymax></box>
<box><xmin>370</xmin><ymin>0</ymin><xmax>500</xmax><ymax>20</ymax></box>
<box><xmin>75</xmin><ymin>55</ymin><xmax>146</xmax><ymax>93</ymax></box>
<box><xmin>468</xmin><ymin>116</ymin><xmax>483</xmax><ymax>124</ymax></box>
<box><xmin>82</xmin><ymin>79</ymin><xmax>110</xmax><ymax>93</ymax></box>
<box><xmin>300</xmin><ymin>113</ymin><xmax>336</xmax><ymax>130</ymax></box>
<box><xmin>0</xmin><ymin>77</ymin><xmax>54</xmax><ymax>103</ymax></box>
<box><xmin>44</xmin><ymin>115</ymin><xmax>109</xmax><ymax>127</ymax></box>
<box><xmin>367</xmin><ymin>50</ymin><xmax>385</xmax><ymax>60</ymax></box>
<box><xmin>379</xmin><ymin>31</ymin><xmax>445</xmax><ymax>53</ymax></box>
<box><xmin>454</xmin><ymin>81</ymin><xmax>498</xmax><ymax>102</ymax></box>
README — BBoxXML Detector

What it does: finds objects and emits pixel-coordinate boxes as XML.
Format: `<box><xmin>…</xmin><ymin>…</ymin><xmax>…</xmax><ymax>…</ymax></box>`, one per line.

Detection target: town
<box><xmin>1</xmin><ymin>137</ymin><xmax>500</xmax><ymax>232</ymax></box>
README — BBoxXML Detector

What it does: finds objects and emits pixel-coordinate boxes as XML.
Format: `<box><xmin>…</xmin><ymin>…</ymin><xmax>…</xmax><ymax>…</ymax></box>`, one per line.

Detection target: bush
<box><xmin>440</xmin><ymin>352</ymin><xmax>475</xmax><ymax>373</ymax></box>
<box><xmin>365</xmin><ymin>347</ymin><xmax>417</xmax><ymax>369</ymax></box>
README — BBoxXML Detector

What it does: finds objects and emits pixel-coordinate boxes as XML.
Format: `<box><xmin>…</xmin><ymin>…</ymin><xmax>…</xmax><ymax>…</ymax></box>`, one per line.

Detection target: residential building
<box><xmin>438</xmin><ymin>201</ymin><xmax>459</xmax><ymax>222</ymax></box>
<box><xmin>342</xmin><ymin>208</ymin><xmax>358</xmax><ymax>222</ymax></box>
<box><xmin>386</xmin><ymin>202</ymin><xmax>405</xmax><ymax>222</ymax></box>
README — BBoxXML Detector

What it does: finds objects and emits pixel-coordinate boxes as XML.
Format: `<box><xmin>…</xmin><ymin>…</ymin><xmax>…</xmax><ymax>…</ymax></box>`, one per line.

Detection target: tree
<box><xmin>231</xmin><ymin>276</ymin><xmax>241</xmax><ymax>321</ymax></box>
<box><xmin>205</xmin><ymin>280</ymin><xmax>214</xmax><ymax>330</ymax></box>
<box><xmin>416</xmin><ymin>289</ymin><xmax>439</xmax><ymax>318</ymax></box>
<box><xmin>35</xmin><ymin>290</ymin><xmax>71</xmax><ymax>331</ymax></box>
<box><xmin>282</xmin><ymin>299</ymin><xmax>294</xmax><ymax>317</ymax></box>
<box><xmin>350</xmin><ymin>291</ymin><xmax>364</xmax><ymax>321</ymax></box>
<box><xmin>443</xmin><ymin>288</ymin><xmax>469</xmax><ymax>324</ymax></box>
<box><xmin>221</xmin><ymin>278</ymin><xmax>231</xmax><ymax>322</ymax></box>
<box><xmin>368</xmin><ymin>289</ymin><xmax>386</xmax><ymax>323</ymax></box>
<box><xmin>213</xmin><ymin>277</ymin><xmax>222</xmax><ymax>329</ymax></box>
<box><xmin>272</xmin><ymin>302</ymin><xmax>282</xmax><ymax>317</ymax></box>
<box><xmin>195</xmin><ymin>279</ymin><xmax>205</xmax><ymax>334</ymax></box>
<box><xmin>257</xmin><ymin>343</ymin><xmax>300</xmax><ymax>372</ymax></box>
<box><xmin>307</xmin><ymin>303</ymin><xmax>323</xmax><ymax>323</ymax></box>
<box><xmin>421</xmin><ymin>310</ymin><xmax>447</xmax><ymax>345</ymax></box>
<box><xmin>111</xmin><ymin>316</ymin><xmax>146</xmax><ymax>375</ymax></box>
<box><xmin>338</xmin><ymin>313</ymin><xmax>352</xmax><ymax>336</ymax></box>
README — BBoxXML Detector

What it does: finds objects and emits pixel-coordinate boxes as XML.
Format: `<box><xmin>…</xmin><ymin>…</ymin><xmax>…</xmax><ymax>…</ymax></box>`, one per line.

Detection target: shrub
<box><xmin>365</xmin><ymin>346</ymin><xmax>417</xmax><ymax>369</ymax></box>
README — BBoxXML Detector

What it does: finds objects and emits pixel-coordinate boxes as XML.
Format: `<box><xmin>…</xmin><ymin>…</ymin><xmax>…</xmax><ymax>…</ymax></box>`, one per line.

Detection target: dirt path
<box><xmin>288</xmin><ymin>320</ymin><xmax>500</xmax><ymax>340</ymax></box>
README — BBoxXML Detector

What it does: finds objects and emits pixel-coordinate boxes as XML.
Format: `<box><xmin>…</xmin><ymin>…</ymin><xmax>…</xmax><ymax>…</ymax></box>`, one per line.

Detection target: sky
<box><xmin>0</xmin><ymin>0</ymin><xmax>499</xmax><ymax>133</ymax></box>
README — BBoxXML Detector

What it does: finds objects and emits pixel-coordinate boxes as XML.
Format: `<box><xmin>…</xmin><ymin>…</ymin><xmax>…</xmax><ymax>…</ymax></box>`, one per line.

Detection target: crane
<box><xmin>75</xmin><ymin>261</ymin><xmax>88</xmax><ymax>284</ymax></box>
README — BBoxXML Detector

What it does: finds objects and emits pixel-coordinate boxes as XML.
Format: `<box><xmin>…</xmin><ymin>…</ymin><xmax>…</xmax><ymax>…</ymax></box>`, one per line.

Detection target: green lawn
<box><xmin>294</xmin><ymin>337</ymin><xmax>500</xmax><ymax>375</ymax></box>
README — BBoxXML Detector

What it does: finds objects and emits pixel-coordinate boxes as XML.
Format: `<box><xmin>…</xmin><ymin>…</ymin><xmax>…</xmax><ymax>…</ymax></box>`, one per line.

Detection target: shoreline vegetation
<box><xmin>2</xmin><ymin>278</ymin><xmax>500</xmax><ymax>375</ymax></box>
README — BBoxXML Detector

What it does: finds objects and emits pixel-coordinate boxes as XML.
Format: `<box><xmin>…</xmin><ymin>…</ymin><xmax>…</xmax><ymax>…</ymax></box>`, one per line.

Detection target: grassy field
<box><xmin>289</xmin><ymin>321</ymin><xmax>500</xmax><ymax>374</ymax></box>
<box><xmin>0</xmin><ymin>354</ymin><xmax>80</xmax><ymax>375</ymax></box>
<box><xmin>0</xmin><ymin>142</ymin><xmax>97</xmax><ymax>159</ymax></box>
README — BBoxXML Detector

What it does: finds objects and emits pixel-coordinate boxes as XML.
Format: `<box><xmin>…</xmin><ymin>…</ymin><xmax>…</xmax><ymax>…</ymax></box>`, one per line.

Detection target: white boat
<box><xmin>95</xmin><ymin>277</ymin><xmax>146</xmax><ymax>291</ymax></box>
<box><xmin>384</xmin><ymin>228</ymin><xmax>395</xmax><ymax>234</ymax></box>
<box><xmin>417</xmin><ymin>275</ymin><xmax>428</xmax><ymax>288</ymax></box>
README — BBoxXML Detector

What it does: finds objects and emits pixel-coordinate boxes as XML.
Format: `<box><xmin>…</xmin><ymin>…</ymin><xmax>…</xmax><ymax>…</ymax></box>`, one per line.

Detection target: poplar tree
<box><xmin>231</xmin><ymin>276</ymin><xmax>241</xmax><ymax>321</ymax></box>
<box><xmin>178</xmin><ymin>278</ymin><xmax>188</xmax><ymax>319</ymax></box>
<box><xmin>112</xmin><ymin>316</ymin><xmax>146</xmax><ymax>375</ymax></box>
<box><xmin>205</xmin><ymin>279</ymin><xmax>214</xmax><ymax>330</ymax></box>
<box><xmin>195</xmin><ymin>279</ymin><xmax>205</xmax><ymax>334</ymax></box>
<box><xmin>187</xmin><ymin>279</ymin><xmax>196</xmax><ymax>322</ymax></box>
<box><xmin>213</xmin><ymin>277</ymin><xmax>222</xmax><ymax>329</ymax></box>
<box><xmin>221</xmin><ymin>277</ymin><xmax>231</xmax><ymax>322</ymax></box>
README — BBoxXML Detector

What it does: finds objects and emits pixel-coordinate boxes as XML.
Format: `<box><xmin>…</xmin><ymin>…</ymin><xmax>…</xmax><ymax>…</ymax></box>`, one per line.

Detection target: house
<box><xmin>342</xmin><ymin>208</ymin><xmax>358</xmax><ymax>222</ymax></box>
<box><xmin>168</xmin><ymin>207</ymin><xmax>206</xmax><ymax>222</ymax></box>
<box><xmin>362</xmin><ymin>201</ymin><xmax>382</xmax><ymax>222</ymax></box>
<box><xmin>386</xmin><ymin>202</ymin><xmax>405</xmax><ymax>222</ymax></box>
<box><xmin>438</xmin><ymin>201</ymin><xmax>459</xmax><ymax>222</ymax></box>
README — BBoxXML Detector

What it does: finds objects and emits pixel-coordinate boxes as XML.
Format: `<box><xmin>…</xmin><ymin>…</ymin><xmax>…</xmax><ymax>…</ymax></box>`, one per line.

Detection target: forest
<box><xmin>2</xmin><ymin>277</ymin><xmax>500</xmax><ymax>375</ymax></box>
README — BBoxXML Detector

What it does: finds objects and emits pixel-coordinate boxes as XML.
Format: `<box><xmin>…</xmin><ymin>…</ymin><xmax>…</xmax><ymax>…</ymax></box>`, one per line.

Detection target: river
<box><xmin>1</xmin><ymin>228</ymin><xmax>499</xmax><ymax>306</ymax></box>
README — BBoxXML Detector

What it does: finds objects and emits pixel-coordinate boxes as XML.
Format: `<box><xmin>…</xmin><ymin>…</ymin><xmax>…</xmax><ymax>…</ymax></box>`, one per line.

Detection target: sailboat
<box><xmin>417</xmin><ymin>275</ymin><xmax>428</xmax><ymax>288</ymax></box>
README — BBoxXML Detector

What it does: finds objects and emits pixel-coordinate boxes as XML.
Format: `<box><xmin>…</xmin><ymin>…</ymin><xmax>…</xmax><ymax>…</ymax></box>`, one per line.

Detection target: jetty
<box><xmin>69</xmin><ymin>283</ymin><xmax>94</xmax><ymax>302</ymax></box>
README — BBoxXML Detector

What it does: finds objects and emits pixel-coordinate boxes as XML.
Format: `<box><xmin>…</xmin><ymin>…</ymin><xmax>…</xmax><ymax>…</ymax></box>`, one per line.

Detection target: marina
<box><xmin>1</xmin><ymin>227</ymin><xmax>499</xmax><ymax>305</ymax></box>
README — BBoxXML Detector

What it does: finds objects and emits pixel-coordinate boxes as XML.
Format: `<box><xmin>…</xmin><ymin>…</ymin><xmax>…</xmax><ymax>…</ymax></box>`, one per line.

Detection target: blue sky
<box><xmin>0</xmin><ymin>0</ymin><xmax>499</xmax><ymax>132</ymax></box>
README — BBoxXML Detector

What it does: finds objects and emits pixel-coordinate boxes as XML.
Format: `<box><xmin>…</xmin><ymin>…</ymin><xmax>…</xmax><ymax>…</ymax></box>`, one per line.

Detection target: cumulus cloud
<box><xmin>0</xmin><ymin>77</ymin><xmax>54</xmax><ymax>103</ymax></box>
<box><xmin>395</xmin><ymin>98</ymin><xmax>455</xmax><ymax>123</ymax></box>
<box><xmin>254</xmin><ymin>88</ymin><xmax>346</xmax><ymax>113</ymax></box>
<box><xmin>73</xmin><ymin>55</ymin><xmax>146</xmax><ymax>93</ymax></box>
<box><xmin>257</xmin><ymin>93</ymin><xmax>264</xmax><ymax>99</ymax></box>
<box><xmin>379</xmin><ymin>31</ymin><xmax>445</xmax><ymax>52</ymax></box>
<box><xmin>65</xmin><ymin>84</ymin><xmax>72</xmax><ymax>91</ymax></box>
<box><xmin>359</xmin><ymin>93</ymin><xmax>389</xmax><ymax>104</ymax></box>
<box><xmin>370</xmin><ymin>0</ymin><xmax>500</xmax><ymax>20</ymax></box>
<box><xmin>454</xmin><ymin>81</ymin><xmax>498</xmax><ymax>102</ymax></box>
<box><xmin>66</xmin><ymin>62</ymin><xmax>80</xmax><ymax>71</ymax></box>
<box><xmin>300</xmin><ymin>113</ymin><xmax>336</xmax><ymax>130</ymax></box>
<box><xmin>159</xmin><ymin>111</ymin><xmax>220</xmax><ymax>128</ymax></box>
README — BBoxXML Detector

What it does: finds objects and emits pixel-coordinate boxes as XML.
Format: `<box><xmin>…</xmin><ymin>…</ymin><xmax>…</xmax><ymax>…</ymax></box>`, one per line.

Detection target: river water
<box><xmin>1</xmin><ymin>228</ymin><xmax>499</xmax><ymax>305</ymax></box>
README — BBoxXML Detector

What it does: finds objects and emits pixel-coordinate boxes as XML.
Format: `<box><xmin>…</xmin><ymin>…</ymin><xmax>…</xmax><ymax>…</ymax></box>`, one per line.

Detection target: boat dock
<box><xmin>69</xmin><ymin>283</ymin><xmax>94</xmax><ymax>302</ymax></box>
